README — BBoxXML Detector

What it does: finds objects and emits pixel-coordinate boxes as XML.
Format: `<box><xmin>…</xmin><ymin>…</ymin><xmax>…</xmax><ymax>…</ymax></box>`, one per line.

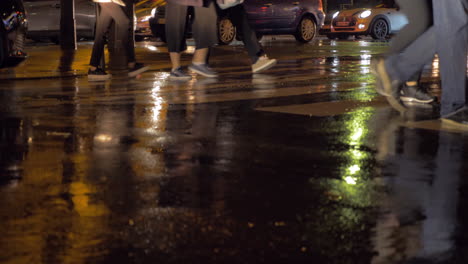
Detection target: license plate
<box><xmin>158</xmin><ymin>18</ymin><xmax>166</xmax><ymax>24</ymax></box>
<box><xmin>336</xmin><ymin>21</ymin><xmax>349</xmax><ymax>26</ymax></box>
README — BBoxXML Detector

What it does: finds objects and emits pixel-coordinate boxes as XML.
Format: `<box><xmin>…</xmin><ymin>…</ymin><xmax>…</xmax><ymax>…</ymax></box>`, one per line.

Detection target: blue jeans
<box><xmin>385</xmin><ymin>0</ymin><xmax>468</xmax><ymax>116</ymax></box>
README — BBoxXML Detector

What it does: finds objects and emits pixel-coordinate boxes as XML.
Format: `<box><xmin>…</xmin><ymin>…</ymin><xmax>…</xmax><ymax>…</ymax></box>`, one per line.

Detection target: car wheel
<box><xmin>370</xmin><ymin>18</ymin><xmax>389</xmax><ymax>40</ymax></box>
<box><xmin>0</xmin><ymin>33</ymin><xmax>5</xmax><ymax>68</ymax></box>
<box><xmin>218</xmin><ymin>17</ymin><xmax>235</xmax><ymax>45</ymax></box>
<box><xmin>294</xmin><ymin>16</ymin><xmax>317</xmax><ymax>43</ymax></box>
<box><xmin>337</xmin><ymin>34</ymin><xmax>350</xmax><ymax>40</ymax></box>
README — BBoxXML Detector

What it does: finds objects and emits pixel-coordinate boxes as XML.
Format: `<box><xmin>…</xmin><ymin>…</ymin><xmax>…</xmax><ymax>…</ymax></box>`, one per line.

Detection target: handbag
<box><xmin>216</xmin><ymin>0</ymin><xmax>244</xmax><ymax>10</ymax></box>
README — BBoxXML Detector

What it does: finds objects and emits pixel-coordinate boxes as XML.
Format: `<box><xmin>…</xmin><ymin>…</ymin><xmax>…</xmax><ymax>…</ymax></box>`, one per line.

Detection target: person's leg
<box><xmin>437</xmin><ymin>26</ymin><xmax>468</xmax><ymax>116</ymax></box>
<box><xmin>102</xmin><ymin>3</ymin><xmax>130</xmax><ymax>59</ymax></box>
<box><xmin>228</xmin><ymin>5</ymin><xmax>263</xmax><ymax>62</ymax></box>
<box><xmin>388</xmin><ymin>0</ymin><xmax>432</xmax><ymax>54</ymax></box>
<box><xmin>189</xmin><ymin>2</ymin><xmax>218</xmax><ymax>77</ymax></box>
<box><xmin>89</xmin><ymin>3</ymin><xmax>114</xmax><ymax>68</ymax></box>
<box><xmin>388</xmin><ymin>0</ymin><xmax>434</xmax><ymax>102</ymax></box>
<box><xmin>165</xmin><ymin>2</ymin><xmax>188</xmax><ymax>70</ymax></box>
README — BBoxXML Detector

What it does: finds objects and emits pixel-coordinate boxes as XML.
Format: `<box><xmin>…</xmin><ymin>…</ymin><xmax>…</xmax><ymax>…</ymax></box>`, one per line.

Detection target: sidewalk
<box><xmin>0</xmin><ymin>42</ymin><xmax>172</xmax><ymax>80</ymax></box>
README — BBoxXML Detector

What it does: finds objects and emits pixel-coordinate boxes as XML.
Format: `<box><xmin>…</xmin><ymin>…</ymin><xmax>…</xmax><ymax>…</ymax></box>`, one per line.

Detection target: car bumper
<box><xmin>330</xmin><ymin>18</ymin><xmax>371</xmax><ymax>34</ymax></box>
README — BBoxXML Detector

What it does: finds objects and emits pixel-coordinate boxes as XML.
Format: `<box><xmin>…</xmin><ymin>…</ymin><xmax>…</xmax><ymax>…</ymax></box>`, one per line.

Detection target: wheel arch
<box><xmin>369</xmin><ymin>15</ymin><xmax>392</xmax><ymax>34</ymax></box>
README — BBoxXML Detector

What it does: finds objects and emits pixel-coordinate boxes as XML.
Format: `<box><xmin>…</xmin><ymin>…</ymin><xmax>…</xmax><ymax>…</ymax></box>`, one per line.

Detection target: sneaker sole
<box><xmin>400</xmin><ymin>96</ymin><xmax>434</xmax><ymax>104</ymax></box>
<box><xmin>252</xmin><ymin>59</ymin><xmax>277</xmax><ymax>74</ymax></box>
<box><xmin>188</xmin><ymin>66</ymin><xmax>217</xmax><ymax>78</ymax></box>
<box><xmin>88</xmin><ymin>75</ymin><xmax>111</xmax><ymax>81</ymax></box>
<box><xmin>440</xmin><ymin>117</ymin><xmax>468</xmax><ymax>129</ymax></box>
<box><xmin>169</xmin><ymin>75</ymin><xmax>192</xmax><ymax>81</ymax></box>
<box><xmin>128</xmin><ymin>66</ymin><xmax>150</xmax><ymax>77</ymax></box>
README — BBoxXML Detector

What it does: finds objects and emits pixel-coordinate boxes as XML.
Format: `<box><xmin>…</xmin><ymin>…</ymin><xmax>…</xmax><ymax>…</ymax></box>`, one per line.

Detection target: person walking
<box><xmin>166</xmin><ymin>0</ymin><xmax>219</xmax><ymax>80</ymax></box>
<box><xmin>373</xmin><ymin>0</ymin><xmax>468</xmax><ymax>123</ymax></box>
<box><xmin>373</xmin><ymin>0</ymin><xmax>435</xmax><ymax>104</ymax></box>
<box><xmin>88</xmin><ymin>0</ymin><xmax>148</xmax><ymax>81</ymax></box>
<box><xmin>220</xmin><ymin>4</ymin><xmax>277</xmax><ymax>73</ymax></box>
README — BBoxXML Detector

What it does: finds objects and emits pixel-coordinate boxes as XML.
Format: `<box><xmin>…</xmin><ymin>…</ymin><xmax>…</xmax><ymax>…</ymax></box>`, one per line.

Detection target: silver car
<box><xmin>24</xmin><ymin>0</ymin><xmax>96</xmax><ymax>42</ymax></box>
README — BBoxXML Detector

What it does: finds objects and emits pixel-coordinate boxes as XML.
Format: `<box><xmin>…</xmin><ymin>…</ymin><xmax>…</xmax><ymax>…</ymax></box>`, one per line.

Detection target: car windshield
<box><xmin>353</xmin><ymin>0</ymin><xmax>396</xmax><ymax>8</ymax></box>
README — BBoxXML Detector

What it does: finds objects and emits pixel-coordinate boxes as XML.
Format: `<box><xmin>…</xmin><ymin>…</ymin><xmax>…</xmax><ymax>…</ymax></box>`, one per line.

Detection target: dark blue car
<box><xmin>149</xmin><ymin>0</ymin><xmax>325</xmax><ymax>44</ymax></box>
<box><xmin>0</xmin><ymin>0</ymin><xmax>27</xmax><ymax>68</ymax></box>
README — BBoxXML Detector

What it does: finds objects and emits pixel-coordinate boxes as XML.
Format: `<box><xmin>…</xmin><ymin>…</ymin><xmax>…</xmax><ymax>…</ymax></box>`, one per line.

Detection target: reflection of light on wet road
<box><xmin>145</xmin><ymin>45</ymin><xmax>159</xmax><ymax>51</ymax></box>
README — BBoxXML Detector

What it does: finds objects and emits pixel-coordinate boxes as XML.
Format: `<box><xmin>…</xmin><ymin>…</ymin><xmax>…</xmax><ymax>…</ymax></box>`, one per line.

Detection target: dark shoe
<box><xmin>400</xmin><ymin>85</ymin><xmax>435</xmax><ymax>104</ymax></box>
<box><xmin>371</xmin><ymin>58</ymin><xmax>406</xmax><ymax>113</ymax></box>
<box><xmin>252</xmin><ymin>55</ymin><xmax>277</xmax><ymax>73</ymax></box>
<box><xmin>441</xmin><ymin>106</ymin><xmax>468</xmax><ymax>128</ymax></box>
<box><xmin>128</xmin><ymin>62</ymin><xmax>149</xmax><ymax>77</ymax></box>
<box><xmin>88</xmin><ymin>67</ymin><xmax>111</xmax><ymax>81</ymax></box>
<box><xmin>188</xmin><ymin>63</ymin><xmax>218</xmax><ymax>78</ymax></box>
<box><xmin>169</xmin><ymin>67</ymin><xmax>192</xmax><ymax>81</ymax></box>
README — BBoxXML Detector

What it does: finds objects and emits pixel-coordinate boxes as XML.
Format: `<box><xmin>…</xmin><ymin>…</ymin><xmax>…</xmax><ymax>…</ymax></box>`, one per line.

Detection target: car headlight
<box><xmin>359</xmin><ymin>10</ymin><xmax>372</xmax><ymax>19</ymax></box>
<box><xmin>151</xmin><ymin>7</ymin><xmax>157</xmax><ymax>18</ymax></box>
<box><xmin>332</xmin><ymin>11</ymin><xmax>340</xmax><ymax>19</ymax></box>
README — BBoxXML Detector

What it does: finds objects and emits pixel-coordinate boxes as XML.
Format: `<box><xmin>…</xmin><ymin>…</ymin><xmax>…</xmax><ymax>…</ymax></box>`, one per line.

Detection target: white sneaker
<box><xmin>252</xmin><ymin>55</ymin><xmax>277</xmax><ymax>73</ymax></box>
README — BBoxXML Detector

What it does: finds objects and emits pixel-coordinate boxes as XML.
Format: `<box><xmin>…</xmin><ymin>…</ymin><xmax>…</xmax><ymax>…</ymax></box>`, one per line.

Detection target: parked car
<box><xmin>135</xmin><ymin>0</ymin><xmax>164</xmax><ymax>40</ymax></box>
<box><xmin>24</xmin><ymin>0</ymin><xmax>150</xmax><ymax>43</ymax></box>
<box><xmin>149</xmin><ymin>0</ymin><xmax>325</xmax><ymax>45</ymax></box>
<box><xmin>0</xmin><ymin>0</ymin><xmax>28</xmax><ymax>68</ymax></box>
<box><xmin>324</xmin><ymin>1</ymin><xmax>407</xmax><ymax>40</ymax></box>
<box><xmin>24</xmin><ymin>0</ymin><xmax>96</xmax><ymax>42</ymax></box>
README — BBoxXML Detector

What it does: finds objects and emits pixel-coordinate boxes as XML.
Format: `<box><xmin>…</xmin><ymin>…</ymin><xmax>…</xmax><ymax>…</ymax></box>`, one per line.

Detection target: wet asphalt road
<box><xmin>1</xmin><ymin>36</ymin><xmax>468</xmax><ymax>264</ymax></box>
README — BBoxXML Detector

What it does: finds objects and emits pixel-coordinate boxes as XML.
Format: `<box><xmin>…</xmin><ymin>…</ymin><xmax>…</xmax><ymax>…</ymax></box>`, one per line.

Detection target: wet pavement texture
<box><xmin>1</xmin><ymin>37</ymin><xmax>468</xmax><ymax>264</ymax></box>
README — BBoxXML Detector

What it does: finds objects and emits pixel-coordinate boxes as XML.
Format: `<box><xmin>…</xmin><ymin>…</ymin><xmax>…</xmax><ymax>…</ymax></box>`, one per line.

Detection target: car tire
<box><xmin>370</xmin><ymin>18</ymin><xmax>389</xmax><ymax>40</ymax></box>
<box><xmin>294</xmin><ymin>16</ymin><xmax>317</xmax><ymax>43</ymax></box>
<box><xmin>0</xmin><ymin>33</ymin><xmax>5</xmax><ymax>68</ymax></box>
<box><xmin>218</xmin><ymin>17</ymin><xmax>235</xmax><ymax>45</ymax></box>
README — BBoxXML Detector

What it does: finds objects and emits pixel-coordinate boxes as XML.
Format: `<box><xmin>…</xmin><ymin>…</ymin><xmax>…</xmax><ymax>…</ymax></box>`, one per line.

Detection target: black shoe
<box><xmin>441</xmin><ymin>106</ymin><xmax>468</xmax><ymax>128</ymax></box>
<box><xmin>128</xmin><ymin>62</ymin><xmax>149</xmax><ymax>77</ymax></box>
<box><xmin>400</xmin><ymin>85</ymin><xmax>435</xmax><ymax>104</ymax></box>
<box><xmin>88</xmin><ymin>67</ymin><xmax>111</xmax><ymax>81</ymax></box>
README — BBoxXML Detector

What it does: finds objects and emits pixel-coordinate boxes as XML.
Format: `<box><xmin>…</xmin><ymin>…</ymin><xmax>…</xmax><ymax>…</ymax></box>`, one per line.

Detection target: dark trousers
<box><xmin>165</xmin><ymin>1</ymin><xmax>218</xmax><ymax>53</ymax></box>
<box><xmin>226</xmin><ymin>4</ymin><xmax>263</xmax><ymax>63</ymax></box>
<box><xmin>388</xmin><ymin>0</ymin><xmax>432</xmax><ymax>83</ymax></box>
<box><xmin>385</xmin><ymin>0</ymin><xmax>468</xmax><ymax>115</ymax></box>
<box><xmin>90</xmin><ymin>3</ymin><xmax>134</xmax><ymax>67</ymax></box>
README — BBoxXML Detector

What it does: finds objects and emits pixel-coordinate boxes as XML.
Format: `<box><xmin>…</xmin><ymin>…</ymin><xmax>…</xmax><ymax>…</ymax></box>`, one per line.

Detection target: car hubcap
<box><xmin>301</xmin><ymin>19</ymin><xmax>315</xmax><ymax>40</ymax></box>
<box><xmin>374</xmin><ymin>21</ymin><xmax>388</xmax><ymax>39</ymax></box>
<box><xmin>219</xmin><ymin>19</ymin><xmax>235</xmax><ymax>43</ymax></box>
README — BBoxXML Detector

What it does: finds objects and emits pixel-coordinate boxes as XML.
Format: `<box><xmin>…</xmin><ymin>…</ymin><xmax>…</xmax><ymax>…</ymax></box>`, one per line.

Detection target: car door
<box><xmin>243</xmin><ymin>0</ymin><xmax>275</xmax><ymax>30</ymax></box>
<box><xmin>384</xmin><ymin>8</ymin><xmax>408</xmax><ymax>32</ymax></box>
<box><xmin>271</xmin><ymin>0</ymin><xmax>299</xmax><ymax>30</ymax></box>
<box><xmin>24</xmin><ymin>0</ymin><xmax>61</xmax><ymax>33</ymax></box>
<box><xmin>75</xmin><ymin>0</ymin><xmax>96</xmax><ymax>37</ymax></box>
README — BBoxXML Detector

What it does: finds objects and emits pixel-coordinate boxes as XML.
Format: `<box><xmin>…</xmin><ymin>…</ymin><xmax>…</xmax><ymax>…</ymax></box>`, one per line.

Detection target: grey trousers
<box><xmin>385</xmin><ymin>0</ymin><xmax>468</xmax><ymax>115</ymax></box>
<box><xmin>387</xmin><ymin>0</ymin><xmax>432</xmax><ymax>83</ymax></box>
<box><xmin>90</xmin><ymin>3</ymin><xmax>134</xmax><ymax>67</ymax></box>
<box><xmin>165</xmin><ymin>1</ymin><xmax>218</xmax><ymax>53</ymax></box>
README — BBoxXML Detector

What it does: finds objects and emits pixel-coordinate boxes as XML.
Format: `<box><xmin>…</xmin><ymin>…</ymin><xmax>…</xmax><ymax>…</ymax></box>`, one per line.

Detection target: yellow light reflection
<box><xmin>344</xmin><ymin>176</ymin><xmax>357</xmax><ymax>185</ymax></box>
<box><xmin>94</xmin><ymin>134</ymin><xmax>113</xmax><ymax>143</ymax></box>
<box><xmin>348</xmin><ymin>164</ymin><xmax>361</xmax><ymax>175</ymax></box>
